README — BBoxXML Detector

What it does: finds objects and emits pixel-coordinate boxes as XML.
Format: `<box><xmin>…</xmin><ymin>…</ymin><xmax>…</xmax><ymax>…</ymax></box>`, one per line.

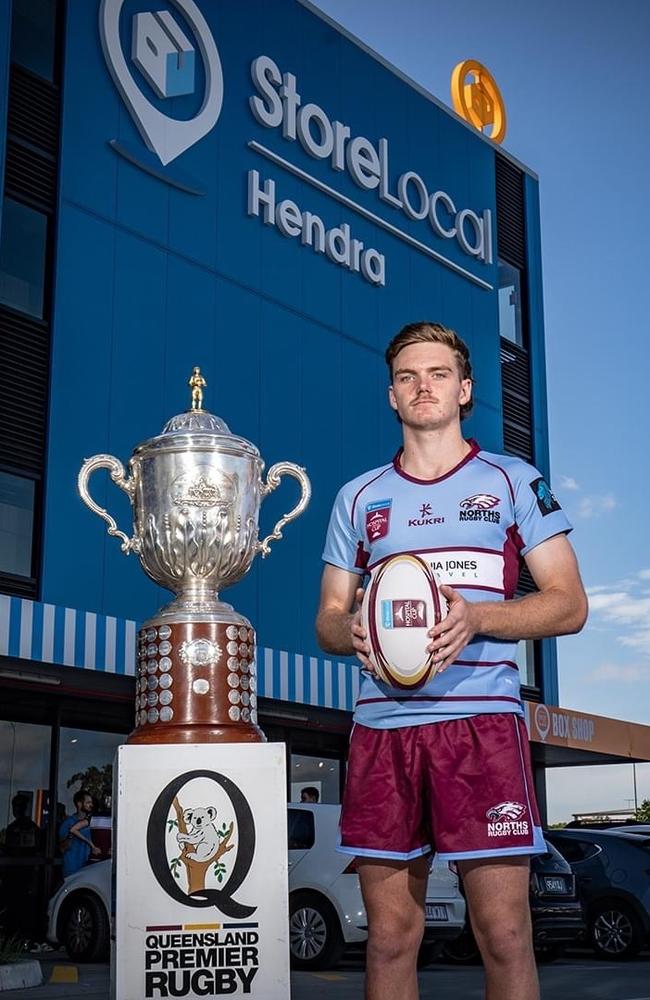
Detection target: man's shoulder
<box><xmin>337</xmin><ymin>461</ymin><xmax>395</xmax><ymax>503</ymax></box>
<box><xmin>475</xmin><ymin>448</ymin><xmax>539</xmax><ymax>486</ymax></box>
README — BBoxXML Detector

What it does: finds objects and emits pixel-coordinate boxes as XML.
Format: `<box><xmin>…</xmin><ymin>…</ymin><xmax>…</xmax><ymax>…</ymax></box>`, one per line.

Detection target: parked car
<box><xmin>607</xmin><ymin>824</ymin><xmax>650</xmax><ymax>836</ymax></box>
<box><xmin>46</xmin><ymin>859</ymin><xmax>111</xmax><ymax>962</ymax></box>
<box><xmin>287</xmin><ymin>803</ymin><xmax>465</xmax><ymax>969</ymax></box>
<box><xmin>441</xmin><ymin>838</ymin><xmax>584</xmax><ymax>964</ymax></box>
<box><xmin>545</xmin><ymin>828</ymin><xmax>650</xmax><ymax>960</ymax></box>
<box><xmin>47</xmin><ymin>803</ymin><xmax>466</xmax><ymax>969</ymax></box>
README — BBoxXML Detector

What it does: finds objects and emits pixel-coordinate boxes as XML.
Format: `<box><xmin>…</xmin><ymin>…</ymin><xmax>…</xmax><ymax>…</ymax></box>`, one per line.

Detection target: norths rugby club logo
<box><xmin>485</xmin><ymin>800</ymin><xmax>529</xmax><ymax>838</ymax></box>
<box><xmin>459</xmin><ymin>494</ymin><xmax>501</xmax><ymax>523</ymax></box>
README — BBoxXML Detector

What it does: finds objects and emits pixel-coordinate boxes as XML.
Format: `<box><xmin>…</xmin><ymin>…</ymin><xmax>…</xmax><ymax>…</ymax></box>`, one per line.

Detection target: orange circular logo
<box><xmin>451</xmin><ymin>60</ymin><xmax>506</xmax><ymax>144</ymax></box>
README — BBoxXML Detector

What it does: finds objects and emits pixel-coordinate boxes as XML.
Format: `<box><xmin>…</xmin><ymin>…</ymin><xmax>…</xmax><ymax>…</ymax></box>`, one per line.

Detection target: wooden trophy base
<box><xmin>127</xmin><ymin>616</ymin><xmax>265</xmax><ymax>745</ymax></box>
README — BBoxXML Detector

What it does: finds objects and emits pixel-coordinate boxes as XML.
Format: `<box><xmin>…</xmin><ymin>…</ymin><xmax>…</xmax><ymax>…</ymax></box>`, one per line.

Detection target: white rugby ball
<box><xmin>361</xmin><ymin>554</ymin><xmax>447</xmax><ymax>688</ymax></box>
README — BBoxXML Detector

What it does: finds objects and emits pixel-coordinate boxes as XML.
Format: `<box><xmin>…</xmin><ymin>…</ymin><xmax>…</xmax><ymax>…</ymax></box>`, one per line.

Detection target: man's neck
<box><xmin>399</xmin><ymin>426</ymin><xmax>471</xmax><ymax>481</ymax></box>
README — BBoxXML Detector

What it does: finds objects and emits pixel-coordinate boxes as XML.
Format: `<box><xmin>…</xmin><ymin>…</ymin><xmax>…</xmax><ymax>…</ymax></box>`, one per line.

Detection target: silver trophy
<box><xmin>78</xmin><ymin>368</ymin><xmax>311</xmax><ymax>744</ymax></box>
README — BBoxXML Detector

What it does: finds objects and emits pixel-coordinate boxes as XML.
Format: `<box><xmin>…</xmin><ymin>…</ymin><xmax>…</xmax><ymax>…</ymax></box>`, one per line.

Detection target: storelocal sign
<box><xmin>99</xmin><ymin>0</ymin><xmax>494</xmax><ymax>290</ymax></box>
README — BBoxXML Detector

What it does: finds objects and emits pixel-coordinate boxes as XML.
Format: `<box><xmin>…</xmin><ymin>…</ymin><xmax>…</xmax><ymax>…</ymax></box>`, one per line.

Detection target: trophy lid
<box><xmin>133</xmin><ymin>367</ymin><xmax>261</xmax><ymax>459</ymax></box>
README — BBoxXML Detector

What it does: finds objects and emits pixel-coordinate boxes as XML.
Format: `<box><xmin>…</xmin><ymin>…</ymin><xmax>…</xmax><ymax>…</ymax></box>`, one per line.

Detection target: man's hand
<box><xmin>91</xmin><ymin>845</ymin><xmax>102</xmax><ymax>856</ymax></box>
<box><xmin>427</xmin><ymin>586</ymin><xmax>480</xmax><ymax>672</ymax></box>
<box><xmin>351</xmin><ymin>587</ymin><xmax>375</xmax><ymax>673</ymax></box>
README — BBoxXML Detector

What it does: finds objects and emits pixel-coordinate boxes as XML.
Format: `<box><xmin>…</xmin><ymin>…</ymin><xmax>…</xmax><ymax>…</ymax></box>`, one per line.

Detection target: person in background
<box><xmin>300</xmin><ymin>786</ymin><xmax>320</xmax><ymax>804</ymax></box>
<box><xmin>58</xmin><ymin>790</ymin><xmax>101</xmax><ymax>877</ymax></box>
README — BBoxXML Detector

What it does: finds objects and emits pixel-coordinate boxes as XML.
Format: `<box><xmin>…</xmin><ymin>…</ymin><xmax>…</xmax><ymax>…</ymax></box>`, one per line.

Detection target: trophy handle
<box><xmin>77</xmin><ymin>454</ymin><xmax>140</xmax><ymax>554</ymax></box>
<box><xmin>258</xmin><ymin>461</ymin><xmax>311</xmax><ymax>557</ymax></box>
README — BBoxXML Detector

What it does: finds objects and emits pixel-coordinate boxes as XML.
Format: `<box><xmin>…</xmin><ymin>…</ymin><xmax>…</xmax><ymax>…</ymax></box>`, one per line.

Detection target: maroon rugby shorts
<box><xmin>339</xmin><ymin>713</ymin><xmax>544</xmax><ymax>861</ymax></box>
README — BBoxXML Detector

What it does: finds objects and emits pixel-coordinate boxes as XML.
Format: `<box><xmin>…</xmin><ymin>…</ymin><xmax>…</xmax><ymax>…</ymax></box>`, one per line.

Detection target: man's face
<box><xmin>388</xmin><ymin>342</ymin><xmax>471</xmax><ymax>431</ymax></box>
<box><xmin>81</xmin><ymin>795</ymin><xmax>94</xmax><ymax>814</ymax></box>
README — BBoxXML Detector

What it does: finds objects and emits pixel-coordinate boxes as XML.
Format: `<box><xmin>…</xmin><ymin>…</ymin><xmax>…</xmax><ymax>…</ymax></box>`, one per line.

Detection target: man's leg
<box><xmin>458</xmin><ymin>856</ymin><xmax>539</xmax><ymax>1000</ymax></box>
<box><xmin>358</xmin><ymin>854</ymin><xmax>430</xmax><ymax>1000</ymax></box>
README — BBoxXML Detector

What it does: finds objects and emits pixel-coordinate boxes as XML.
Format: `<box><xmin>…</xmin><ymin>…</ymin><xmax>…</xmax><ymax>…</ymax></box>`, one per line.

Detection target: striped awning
<box><xmin>0</xmin><ymin>594</ymin><xmax>360</xmax><ymax>712</ymax></box>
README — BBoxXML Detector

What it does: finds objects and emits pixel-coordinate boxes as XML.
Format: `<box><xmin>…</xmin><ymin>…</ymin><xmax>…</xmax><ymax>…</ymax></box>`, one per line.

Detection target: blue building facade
<box><xmin>0</xmin><ymin>0</ymin><xmax>559</xmax><ymax>933</ymax></box>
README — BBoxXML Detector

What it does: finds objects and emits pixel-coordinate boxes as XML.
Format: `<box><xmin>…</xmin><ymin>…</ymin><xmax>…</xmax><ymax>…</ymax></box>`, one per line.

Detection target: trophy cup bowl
<box><xmin>78</xmin><ymin>370</ymin><xmax>311</xmax><ymax>744</ymax></box>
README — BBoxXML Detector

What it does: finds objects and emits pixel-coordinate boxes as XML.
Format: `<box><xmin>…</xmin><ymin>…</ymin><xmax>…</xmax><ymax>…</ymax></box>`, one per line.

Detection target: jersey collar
<box><xmin>392</xmin><ymin>439</ymin><xmax>480</xmax><ymax>485</ymax></box>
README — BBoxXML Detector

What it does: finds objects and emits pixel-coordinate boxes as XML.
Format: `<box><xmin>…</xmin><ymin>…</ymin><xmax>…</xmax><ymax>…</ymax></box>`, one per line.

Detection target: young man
<box><xmin>316</xmin><ymin>322</ymin><xmax>587</xmax><ymax>1000</ymax></box>
<box><xmin>58</xmin><ymin>790</ymin><xmax>101</xmax><ymax>878</ymax></box>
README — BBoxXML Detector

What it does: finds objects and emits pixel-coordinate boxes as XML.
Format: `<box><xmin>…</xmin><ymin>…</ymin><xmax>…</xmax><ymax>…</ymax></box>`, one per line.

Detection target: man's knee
<box><xmin>474</xmin><ymin>920</ymin><xmax>533</xmax><ymax>965</ymax></box>
<box><xmin>367</xmin><ymin>912</ymin><xmax>425</xmax><ymax>963</ymax></box>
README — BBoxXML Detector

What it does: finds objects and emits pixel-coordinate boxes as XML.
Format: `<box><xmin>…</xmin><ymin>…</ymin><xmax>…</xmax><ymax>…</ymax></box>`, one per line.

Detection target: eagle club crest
<box><xmin>460</xmin><ymin>494</ymin><xmax>500</xmax><ymax>510</ymax></box>
<box><xmin>486</xmin><ymin>801</ymin><xmax>526</xmax><ymax>821</ymax></box>
<box><xmin>365</xmin><ymin>499</ymin><xmax>392</xmax><ymax>541</ymax></box>
<box><xmin>459</xmin><ymin>494</ymin><xmax>501</xmax><ymax>523</ymax></box>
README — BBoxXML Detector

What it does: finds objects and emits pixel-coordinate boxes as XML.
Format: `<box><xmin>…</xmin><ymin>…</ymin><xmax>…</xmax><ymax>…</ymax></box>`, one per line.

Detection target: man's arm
<box><xmin>316</xmin><ymin>564</ymin><xmax>373</xmax><ymax>668</ymax></box>
<box><xmin>430</xmin><ymin>533</ymin><xmax>588</xmax><ymax>671</ymax></box>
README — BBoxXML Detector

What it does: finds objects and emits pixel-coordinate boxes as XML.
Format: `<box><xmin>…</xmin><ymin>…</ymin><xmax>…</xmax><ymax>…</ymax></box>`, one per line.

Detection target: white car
<box><xmin>47</xmin><ymin>803</ymin><xmax>465</xmax><ymax>970</ymax></box>
<box><xmin>287</xmin><ymin>803</ymin><xmax>465</xmax><ymax>969</ymax></box>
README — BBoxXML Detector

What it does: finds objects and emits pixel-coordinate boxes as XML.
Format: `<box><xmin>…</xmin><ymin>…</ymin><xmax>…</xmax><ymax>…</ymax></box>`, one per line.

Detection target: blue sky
<box><xmin>312</xmin><ymin>0</ymin><xmax>650</xmax><ymax>822</ymax></box>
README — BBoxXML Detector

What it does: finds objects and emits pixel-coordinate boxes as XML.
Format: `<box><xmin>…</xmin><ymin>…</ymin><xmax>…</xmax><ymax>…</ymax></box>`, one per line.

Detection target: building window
<box><xmin>517</xmin><ymin>638</ymin><xmax>537</xmax><ymax>690</ymax></box>
<box><xmin>290</xmin><ymin>753</ymin><xmax>341</xmax><ymax>804</ymax></box>
<box><xmin>0</xmin><ymin>720</ymin><xmax>51</xmax><ymax>940</ymax></box>
<box><xmin>57</xmin><ymin>728</ymin><xmax>124</xmax><ymax>863</ymax></box>
<box><xmin>0</xmin><ymin>471</ymin><xmax>36</xmax><ymax>578</ymax></box>
<box><xmin>10</xmin><ymin>0</ymin><xmax>57</xmax><ymax>82</ymax></box>
<box><xmin>0</xmin><ymin>198</ymin><xmax>48</xmax><ymax>318</ymax></box>
<box><xmin>498</xmin><ymin>259</ymin><xmax>524</xmax><ymax>347</ymax></box>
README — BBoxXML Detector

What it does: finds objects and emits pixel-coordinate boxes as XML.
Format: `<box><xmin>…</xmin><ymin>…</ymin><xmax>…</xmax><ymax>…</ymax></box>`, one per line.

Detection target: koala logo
<box><xmin>176</xmin><ymin>806</ymin><xmax>220</xmax><ymax>862</ymax></box>
<box><xmin>148</xmin><ymin>770</ymin><xmax>256</xmax><ymax>918</ymax></box>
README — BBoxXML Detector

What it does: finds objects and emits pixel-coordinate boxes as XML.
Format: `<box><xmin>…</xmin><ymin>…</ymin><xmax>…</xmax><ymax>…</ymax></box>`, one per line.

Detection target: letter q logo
<box><xmin>99</xmin><ymin>0</ymin><xmax>223</xmax><ymax>165</ymax></box>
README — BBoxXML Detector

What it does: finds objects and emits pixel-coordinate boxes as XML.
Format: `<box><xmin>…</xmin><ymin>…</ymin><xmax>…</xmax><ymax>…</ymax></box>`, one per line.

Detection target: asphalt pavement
<box><xmin>1</xmin><ymin>949</ymin><xmax>649</xmax><ymax>999</ymax></box>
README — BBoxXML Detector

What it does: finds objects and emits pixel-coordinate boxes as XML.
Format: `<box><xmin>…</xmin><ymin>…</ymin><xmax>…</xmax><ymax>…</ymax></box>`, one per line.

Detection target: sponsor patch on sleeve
<box><xmin>530</xmin><ymin>477</ymin><xmax>561</xmax><ymax>516</ymax></box>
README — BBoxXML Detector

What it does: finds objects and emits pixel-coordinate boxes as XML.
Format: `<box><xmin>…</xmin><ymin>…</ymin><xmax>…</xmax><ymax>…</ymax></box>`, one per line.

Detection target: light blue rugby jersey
<box><xmin>322</xmin><ymin>440</ymin><xmax>572</xmax><ymax>729</ymax></box>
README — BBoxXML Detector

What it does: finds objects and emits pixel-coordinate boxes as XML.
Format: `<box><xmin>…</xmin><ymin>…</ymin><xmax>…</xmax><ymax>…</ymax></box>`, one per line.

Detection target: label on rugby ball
<box><xmin>381</xmin><ymin>599</ymin><xmax>428</xmax><ymax>629</ymax></box>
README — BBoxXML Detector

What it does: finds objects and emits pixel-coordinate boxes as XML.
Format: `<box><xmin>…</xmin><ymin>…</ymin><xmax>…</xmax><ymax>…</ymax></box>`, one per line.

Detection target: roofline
<box><xmin>299</xmin><ymin>0</ymin><xmax>539</xmax><ymax>182</ymax></box>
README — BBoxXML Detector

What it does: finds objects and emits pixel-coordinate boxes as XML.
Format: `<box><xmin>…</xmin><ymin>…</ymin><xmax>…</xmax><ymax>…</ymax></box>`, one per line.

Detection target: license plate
<box><xmin>542</xmin><ymin>876</ymin><xmax>567</xmax><ymax>894</ymax></box>
<box><xmin>425</xmin><ymin>904</ymin><xmax>448</xmax><ymax>921</ymax></box>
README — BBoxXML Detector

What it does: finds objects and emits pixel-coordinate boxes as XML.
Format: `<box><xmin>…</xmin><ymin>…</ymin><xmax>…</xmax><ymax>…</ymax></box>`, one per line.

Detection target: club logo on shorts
<box><xmin>366</xmin><ymin>499</ymin><xmax>392</xmax><ymax>541</ymax></box>
<box><xmin>459</xmin><ymin>494</ymin><xmax>501</xmax><ymax>523</ymax></box>
<box><xmin>486</xmin><ymin>801</ymin><xmax>529</xmax><ymax>838</ymax></box>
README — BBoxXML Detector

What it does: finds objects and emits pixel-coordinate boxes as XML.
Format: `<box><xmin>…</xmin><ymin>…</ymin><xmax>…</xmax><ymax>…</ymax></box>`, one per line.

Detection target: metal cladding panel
<box><xmin>0</xmin><ymin>0</ymin><xmax>11</xmax><ymax>230</ymax></box>
<box><xmin>44</xmin><ymin>0</ymin><xmax>522</xmax><ymax>661</ymax></box>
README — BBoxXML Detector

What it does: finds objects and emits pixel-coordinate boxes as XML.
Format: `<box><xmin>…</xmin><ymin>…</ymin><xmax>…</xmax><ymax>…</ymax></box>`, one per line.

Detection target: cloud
<box><xmin>638</xmin><ymin>569</ymin><xmax>650</xmax><ymax>580</ymax></box>
<box><xmin>585</xmin><ymin>576</ymin><xmax>650</xmax><ymax>660</ymax></box>
<box><xmin>588</xmin><ymin>662</ymin><xmax>650</xmax><ymax>683</ymax></box>
<box><xmin>558</xmin><ymin>475</ymin><xmax>580</xmax><ymax>491</ymax></box>
<box><xmin>576</xmin><ymin>493</ymin><xmax>617</xmax><ymax>519</ymax></box>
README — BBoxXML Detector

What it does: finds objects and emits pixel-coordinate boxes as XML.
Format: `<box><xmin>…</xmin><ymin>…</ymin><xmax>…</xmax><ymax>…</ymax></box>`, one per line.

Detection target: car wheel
<box><xmin>589</xmin><ymin>900</ymin><xmax>644</xmax><ymax>960</ymax></box>
<box><xmin>289</xmin><ymin>891</ymin><xmax>345</xmax><ymax>971</ymax></box>
<box><xmin>60</xmin><ymin>893</ymin><xmax>110</xmax><ymax>963</ymax></box>
<box><xmin>440</xmin><ymin>927</ymin><xmax>482</xmax><ymax>965</ymax></box>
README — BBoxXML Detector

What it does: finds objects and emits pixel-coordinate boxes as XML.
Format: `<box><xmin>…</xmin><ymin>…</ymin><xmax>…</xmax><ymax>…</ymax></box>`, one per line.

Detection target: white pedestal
<box><xmin>111</xmin><ymin>742</ymin><xmax>290</xmax><ymax>1000</ymax></box>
